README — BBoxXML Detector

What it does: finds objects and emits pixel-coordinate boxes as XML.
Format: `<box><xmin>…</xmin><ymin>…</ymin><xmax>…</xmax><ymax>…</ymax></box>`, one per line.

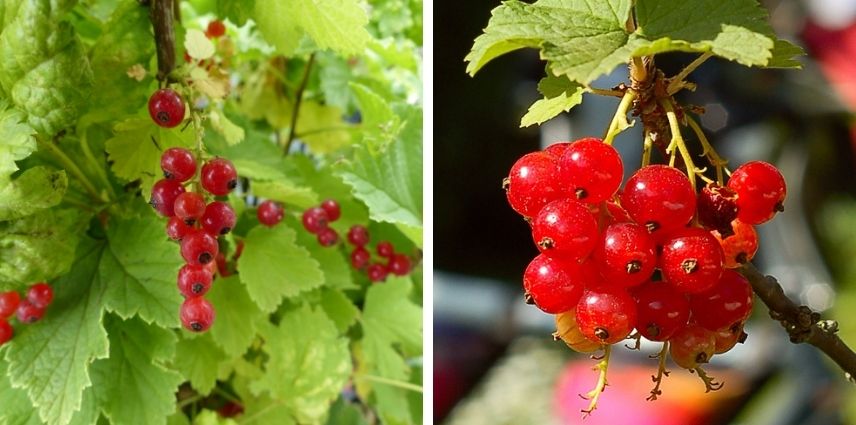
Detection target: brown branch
<box><xmin>740</xmin><ymin>262</ymin><xmax>856</xmax><ymax>383</ymax></box>
<box><xmin>150</xmin><ymin>0</ymin><xmax>176</xmax><ymax>81</ymax></box>
<box><xmin>284</xmin><ymin>53</ymin><xmax>316</xmax><ymax>155</ymax></box>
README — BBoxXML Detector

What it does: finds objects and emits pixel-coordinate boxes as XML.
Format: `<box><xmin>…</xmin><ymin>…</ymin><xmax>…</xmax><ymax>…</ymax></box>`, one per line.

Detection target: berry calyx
<box><xmin>317</xmin><ymin>227</ymin><xmax>339</xmax><ymax>247</ymax></box>
<box><xmin>178</xmin><ymin>264</ymin><xmax>214</xmax><ymax>298</ymax></box>
<box><xmin>620</xmin><ymin>165</ymin><xmax>696</xmax><ymax>237</ymax></box>
<box><xmin>0</xmin><ymin>319</ymin><xmax>11</xmax><ymax>345</ymax></box>
<box><xmin>554</xmin><ymin>310</ymin><xmax>601</xmax><ymax>353</ymax></box>
<box><xmin>174</xmin><ymin>192</ymin><xmax>207</xmax><ymax>225</ymax></box>
<box><xmin>26</xmin><ymin>283</ymin><xmax>53</xmax><ymax>309</ymax></box>
<box><xmin>697</xmin><ymin>183</ymin><xmax>739</xmax><ymax>236</ymax></box>
<box><xmin>575</xmin><ymin>286</ymin><xmax>637</xmax><ymax>345</ymax></box>
<box><xmin>557</xmin><ymin>137</ymin><xmax>623</xmax><ymax>203</ymax></box>
<box><xmin>632</xmin><ymin>281</ymin><xmax>690</xmax><ymax>341</ymax></box>
<box><xmin>522</xmin><ymin>254</ymin><xmax>591</xmax><ymax>314</ymax></box>
<box><xmin>689</xmin><ymin>270</ymin><xmax>753</xmax><ymax>331</ymax></box>
<box><xmin>531</xmin><ymin>198</ymin><xmax>598</xmax><ymax>261</ymax></box>
<box><xmin>160</xmin><ymin>148</ymin><xmax>197</xmax><ymax>182</ymax></box>
<box><xmin>166</xmin><ymin>216</ymin><xmax>192</xmax><ymax>241</ymax></box>
<box><xmin>350</xmin><ymin>247</ymin><xmax>370</xmax><ymax>270</ymax></box>
<box><xmin>180</xmin><ymin>297</ymin><xmax>215</xmax><ymax>332</ymax></box>
<box><xmin>727</xmin><ymin>161</ymin><xmax>787</xmax><ymax>225</ymax></box>
<box><xmin>180</xmin><ymin>231</ymin><xmax>219</xmax><ymax>265</ymax></box>
<box><xmin>257</xmin><ymin>200</ymin><xmax>284</xmax><ymax>227</ymax></box>
<box><xmin>668</xmin><ymin>324</ymin><xmax>716</xmax><ymax>369</ymax></box>
<box><xmin>0</xmin><ymin>291</ymin><xmax>21</xmax><ymax>318</ymax></box>
<box><xmin>320</xmin><ymin>199</ymin><xmax>341</xmax><ymax>221</ymax></box>
<box><xmin>389</xmin><ymin>254</ymin><xmax>412</xmax><ymax>276</ymax></box>
<box><xmin>201</xmin><ymin>201</ymin><xmax>236</xmax><ymax>235</ymax></box>
<box><xmin>660</xmin><ymin>227</ymin><xmax>724</xmax><ymax>294</ymax></box>
<box><xmin>201</xmin><ymin>158</ymin><xmax>238</xmax><ymax>196</ymax></box>
<box><xmin>347</xmin><ymin>225</ymin><xmax>370</xmax><ymax>246</ymax></box>
<box><xmin>16</xmin><ymin>300</ymin><xmax>45</xmax><ymax>324</ymax></box>
<box><xmin>504</xmin><ymin>152</ymin><xmax>563</xmax><ymax>218</ymax></box>
<box><xmin>367</xmin><ymin>263</ymin><xmax>388</xmax><ymax>282</ymax></box>
<box><xmin>150</xmin><ymin>179</ymin><xmax>186</xmax><ymax>217</ymax></box>
<box><xmin>712</xmin><ymin>219</ymin><xmax>758</xmax><ymax>268</ymax></box>
<box><xmin>148</xmin><ymin>88</ymin><xmax>186</xmax><ymax>128</ymax></box>
<box><xmin>376</xmin><ymin>241</ymin><xmax>394</xmax><ymax>258</ymax></box>
<box><xmin>302</xmin><ymin>207</ymin><xmax>329</xmax><ymax>234</ymax></box>
<box><xmin>205</xmin><ymin>20</ymin><xmax>226</xmax><ymax>38</ymax></box>
<box><xmin>593</xmin><ymin>222</ymin><xmax>656</xmax><ymax>287</ymax></box>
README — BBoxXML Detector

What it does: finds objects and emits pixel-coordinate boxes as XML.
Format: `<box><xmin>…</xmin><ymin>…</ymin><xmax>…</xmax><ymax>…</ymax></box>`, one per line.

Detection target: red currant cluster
<box><xmin>301</xmin><ymin>200</ymin><xmax>342</xmax><ymax>247</ymax></box>
<box><xmin>153</xmin><ymin>147</ymin><xmax>240</xmax><ymax>333</ymax></box>
<box><xmin>345</xmin><ymin>226</ymin><xmax>413</xmax><ymax>282</ymax></box>
<box><xmin>505</xmin><ymin>137</ymin><xmax>786</xmax><ymax>396</ymax></box>
<box><xmin>0</xmin><ymin>283</ymin><xmax>55</xmax><ymax>346</ymax></box>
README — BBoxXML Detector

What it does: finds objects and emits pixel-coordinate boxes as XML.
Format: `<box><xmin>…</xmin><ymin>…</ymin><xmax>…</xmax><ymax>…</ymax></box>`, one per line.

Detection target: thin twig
<box><xmin>150</xmin><ymin>0</ymin><xmax>176</xmax><ymax>81</ymax></box>
<box><xmin>284</xmin><ymin>53</ymin><xmax>316</xmax><ymax>155</ymax></box>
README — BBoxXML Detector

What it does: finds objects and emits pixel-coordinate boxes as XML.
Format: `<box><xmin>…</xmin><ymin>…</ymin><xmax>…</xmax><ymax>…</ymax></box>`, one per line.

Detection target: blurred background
<box><xmin>434</xmin><ymin>0</ymin><xmax>856</xmax><ymax>423</ymax></box>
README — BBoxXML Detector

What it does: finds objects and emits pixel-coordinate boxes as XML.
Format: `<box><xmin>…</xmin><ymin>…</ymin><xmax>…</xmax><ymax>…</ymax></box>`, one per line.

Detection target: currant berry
<box><xmin>178</xmin><ymin>264</ymin><xmax>213</xmax><ymax>298</ymax></box>
<box><xmin>302</xmin><ymin>207</ymin><xmax>329</xmax><ymax>234</ymax></box>
<box><xmin>575</xmin><ymin>286</ymin><xmax>637</xmax><ymax>345</ymax></box>
<box><xmin>531</xmin><ymin>198</ymin><xmax>598</xmax><ymax>261</ymax></box>
<box><xmin>320</xmin><ymin>199</ymin><xmax>341</xmax><ymax>221</ymax></box>
<box><xmin>206</xmin><ymin>19</ymin><xmax>226</xmax><ymax>38</ymax></box>
<box><xmin>150</xmin><ymin>179</ymin><xmax>186</xmax><ymax>217</ymax></box>
<box><xmin>389</xmin><ymin>254</ymin><xmax>412</xmax><ymax>276</ymax></box>
<box><xmin>504</xmin><ymin>152</ymin><xmax>563</xmax><ymax>218</ymax></box>
<box><xmin>605</xmin><ymin>199</ymin><xmax>633</xmax><ymax>224</ymax></box>
<box><xmin>557</xmin><ymin>137</ymin><xmax>623</xmax><ymax>203</ymax></box>
<box><xmin>201</xmin><ymin>158</ymin><xmax>238</xmax><ymax>196</ymax></box>
<box><xmin>215</xmin><ymin>252</ymin><xmax>231</xmax><ymax>277</ymax></box>
<box><xmin>0</xmin><ymin>319</ymin><xmax>11</xmax><ymax>345</ymax></box>
<box><xmin>174</xmin><ymin>192</ymin><xmax>207</xmax><ymax>225</ymax></box>
<box><xmin>0</xmin><ymin>291</ymin><xmax>21</xmax><ymax>318</ymax></box>
<box><xmin>632</xmin><ymin>281</ymin><xmax>690</xmax><ymax>341</ymax></box>
<box><xmin>543</xmin><ymin>142</ymin><xmax>572</xmax><ymax>158</ymax></box>
<box><xmin>697</xmin><ymin>183</ymin><xmax>738</xmax><ymax>236</ymax></box>
<box><xmin>554</xmin><ymin>310</ymin><xmax>601</xmax><ymax>353</ymax></box>
<box><xmin>180</xmin><ymin>297</ymin><xmax>215</xmax><ymax>332</ymax></box>
<box><xmin>148</xmin><ymin>88</ymin><xmax>186</xmax><ymax>128</ymax></box>
<box><xmin>714</xmin><ymin>323</ymin><xmax>747</xmax><ymax>354</ymax></box>
<box><xmin>317</xmin><ymin>227</ymin><xmax>339</xmax><ymax>247</ymax></box>
<box><xmin>367</xmin><ymin>263</ymin><xmax>388</xmax><ymax>282</ymax></box>
<box><xmin>376</xmin><ymin>241</ymin><xmax>395</xmax><ymax>258</ymax></box>
<box><xmin>727</xmin><ymin>161</ymin><xmax>786</xmax><ymax>225</ymax></box>
<box><xmin>257</xmin><ymin>200</ymin><xmax>284</xmax><ymax>227</ymax></box>
<box><xmin>668</xmin><ymin>324</ymin><xmax>716</xmax><ymax>369</ymax></box>
<box><xmin>16</xmin><ymin>300</ymin><xmax>45</xmax><ymax>323</ymax></box>
<box><xmin>350</xmin><ymin>247</ymin><xmax>371</xmax><ymax>269</ymax></box>
<box><xmin>180</xmin><ymin>230</ymin><xmax>219</xmax><ymax>265</ymax></box>
<box><xmin>712</xmin><ymin>220</ymin><xmax>758</xmax><ymax>268</ymax></box>
<box><xmin>523</xmin><ymin>254</ymin><xmax>592</xmax><ymax>314</ymax></box>
<box><xmin>660</xmin><ymin>227</ymin><xmax>724</xmax><ymax>294</ymax></box>
<box><xmin>201</xmin><ymin>201</ymin><xmax>236</xmax><ymax>235</ymax></box>
<box><xmin>166</xmin><ymin>216</ymin><xmax>192</xmax><ymax>241</ymax></box>
<box><xmin>27</xmin><ymin>283</ymin><xmax>53</xmax><ymax>309</ymax></box>
<box><xmin>160</xmin><ymin>148</ymin><xmax>197</xmax><ymax>182</ymax></box>
<box><xmin>689</xmin><ymin>270</ymin><xmax>753</xmax><ymax>331</ymax></box>
<box><xmin>593</xmin><ymin>223</ymin><xmax>656</xmax><ymax>287</ymax></box>
<box><xmin>347</xmin><ymin>225</ymin><xmax>370</xmax><ymax>246</ymax></box>
<box><xmin>620</xmin><ymin>165</ymin><xmax>696</xmax><ymax>237</ymax></box>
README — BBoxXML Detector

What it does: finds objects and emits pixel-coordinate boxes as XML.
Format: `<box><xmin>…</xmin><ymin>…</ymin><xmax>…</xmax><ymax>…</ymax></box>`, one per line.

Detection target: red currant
<box><xmin>347</xmin><ymin>225</ymin><xmax>370</xmax><ymax>246</ymax></box>
<box><xmin>575</xmin><ymin>285</ymin><xmax>637</xmax><ymax>345</ymax></box>
<box><xmin>150</xmin><ymin>178</ymin><xmax>186</xmax><ymax>217</ymax></box>
<box><xmin>201</xmin><ymin>201</ymin><xmax>236</xmax><ymax>236</ymax></box>
<box><xmin>531</xmin><ymin>198</ymin><xmax>598</xmax><ymax>261</ymax></box>
<box><xmin>620</xmin><ymin>165</ymin><xmax>696</xmax><ymax>237</ymax></box>
<box><xmin>205</xmin><ymin>20</ymin><xmax>226</xmax><ymax>38</ymax></box>
<box><xmin>727</xmin><ymin>161</ymin><xmax>786</xmax><ymax>225</ymax></box>
<box><xmin>148</xmin><ymin>88</ymin><xmax>186</xmax><ymax>128</ymax></box>
<box><xmin>543</xmin><ymin>142</ymin><xmax>572</xmax><ymax>157</ymax></box>
<box><xmin>166</xmin><ymin>216</ymin><xmax>192</xmax><ymax>241</ymax></box>
<box><xmin>593</xmin><ymin>223</ymin><xmax>656</xmax><ymax>287</ymax></box>
<box><xmin>689</xmin><ymin>269</ymin><xmax>753</xmax><ymax>331</ymax></box>
<box><xmin>668</xmin><ymin>324</ymin><xmax>716</xmax><ymax>369</ymax></box>
<box><xmin>714</xmin><ymin>323</ymin><xmax>747</xmax><ymax>354</ymax></box>
<box><xmin>0</xmin><ymin>319</ymin><xmax>11</xmax><ymax>345</ymax></box>
<box><xmin>697</xmin><ymin>183</ymin><xmax>738</xmax><ymax>236</ymax></box>
<box><xmin>26</xmin><ymin>283</ymin><xmax>53</xmax><ymax>309</ymax></box>
<box><xmin>16</xmin><ymin>300</ymin><xmax>45</xmax><ymax>323</ymax></box>
<box><xmin>605</xmin><ymin>199</ymin><xmax>633</xmax><ymax>224</ymax></box>
<box><xmin>257</xmin><ymin>200</ymin><xmax>284</xmax><ymax>227</ymax></box>
<box><xmin>522</xmin><ymin>254</ymin><xmax>592</xmax><ymax>314</ymax></box>
<box><xmin>712</xmin><ymin>219</ymin><xmax>758</xmax><ymax>268</ymax></box>
<box><xmin>174</xmin><ymin>192</ymin><xmax>206</xmax><ymax>225</ymax></box>
<box><xmin>660</xmin><ymin>227</ymin><xmax>724</xmax><ymax>294</ymax></box>
<box><xmin>320</xmin><ymin>199</ymin><xmax>341</xmax><ymax>221</ymax></box>
<box><xmin>201</xmin><ymin>158</ymin><xmax>238</xmax><ymax>196</ymax></box>
<box><xmin>350</xmin><ymin>247</ymin><xmax>370</xmax><ymax>269</ymax></box>
<box><xmin>554</xmin><ymin>310</ymin><xmax>601</xmax><ymax>353</ymax></box>
<box><xmin>180</xmin><ymin>230</ymin><xmax>219</xmax><ymax>265</ymax></box>
<box><xmin>215</xmin><ymin>252</ymin><xmax>231</xmax><ymax>277</ymax></box>
<box><xmin>0</xmin><ymin>291</ymin><xmax>21</xmax><ymax>318</ymax></box>
<box><xmin>160</xmin><ymin>148</ymin><xmax>196</xmax><ymax>182</ymax></box>
<box><xmin>367</xmin><ymin>263</ymin><xmax>388</xmax><ymax>282</ymax></box>
<box><xmin>389</xmin><ymin>254</ymin><xmax>412</xmax><ymax>276</ymax></box>
<box><xmin>557</xmin><ymin>137</ymin><xmax>623</xmax><ymax>203</ymax></box>
<box><xmin>177</xmin><ymin>264</ymin><xmax>213</xmax><ymax>298</ymax></box>
<box><xmin>302</xmin><ymin>207</ymin><xmax>329</xmax><ymax>234</ymax></box>
<box><xmin>317</xmin><ymin>227</ymin><xmax>339</xmax><ymax>247</ymax></box>
<box><xmin>504</xmin><ymin>152</ymin><xmax>563</xmax><ymax>218</ymax></box>
<box><xmin>632</xmin><ymin>281</ymin><xmax>690</xmax><ymax>341</ymax></box>
<box><xmin>376</xmin><ymin>241</ymin><xmax>395</xmax><ymax>258</ymax></box>
<box><xmin>180</xmin><ymin>297</ymin><xmax>215</xmax><ymax>332</ymax></box>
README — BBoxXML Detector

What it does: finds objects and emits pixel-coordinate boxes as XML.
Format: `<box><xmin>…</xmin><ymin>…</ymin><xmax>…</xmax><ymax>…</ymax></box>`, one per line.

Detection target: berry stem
<box><xmin>284</xmin><ymin>53</ymin><xmax>316</xmax><ymax>155</ymax></box>
<box><xmin>641</xmin><ymin>129</ymin><xmax>653</xmax><ymax>167</ymax></box>
<box><xmin>667</xmin><ymin>52</ymin><xmax>713</xmax><ymax>95</ymax></box>
<box><xmin>691</xmin><ymin>366</ymin><xmax>723</xmax><ymax>393</ymax></box>
<box><xmin>685</xmin><ymin>115</ymin><xmax>729</xmax><ymax>184</ymax></box>
<box><xmin>581</xmin><ymin>344</ymin><xmax>611</xmax><ymax>417</ymax></box>
<box><xmin>660</xmin><ymin>99</ymin><xmax>698</xmax><ymax>193</ymax></box>
<box><xmin>647</xmin><ymin>342</ymin><xmax>670</xmax><ymax>401</ymax></box>
<box><xmin>602</xmin><ymin>90</ymin><xmax>637</xmax><ymax>146</ymax></box>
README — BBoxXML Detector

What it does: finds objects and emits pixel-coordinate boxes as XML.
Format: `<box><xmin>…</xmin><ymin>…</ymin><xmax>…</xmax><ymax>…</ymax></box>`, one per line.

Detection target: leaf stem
<box><xmin>354</xmin><ymin>374</ymin><xmax>424</xmax><ymax>393</ymax></box>
<box><xmin>284</xmin><ymin>53</ymin><xmax>316</xmax><ymax>155</ymax></box>
<box><xmin>660</xmin><ymin>99</ymin><xmax>697</xmax><ymax>192</ymax></box>
<box><xmin>36</xmin><ymin>137</ymin><xmax>104</xmax><ymax>202</ymax></box>
<box><xmin>79</xmin><ymin>131</ymin><xmax>117</xmax><ymax>201</ymax></box>
<box><xmin>602</xmin><ymin>90</ymin><xmax>637</xmax><ymax>145</ymax></box>
<box><xmin>667</xmin><ymin>52</ymin><xmax>713</xmax><ymax>95</ymax></box>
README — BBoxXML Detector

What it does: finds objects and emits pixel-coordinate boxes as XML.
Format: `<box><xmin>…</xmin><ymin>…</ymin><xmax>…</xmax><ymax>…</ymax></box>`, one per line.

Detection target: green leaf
<box><xmin>320</xmin><ymin>288</ymin><xmax>360</xmax><ymax>333</ymax></box>
<box><xmin>521</xmin><ymin>76</ymin><xmax>586</xmax><ymax>127</ymax></box>
<box><xmin>173</xmin><ymin>334</ymin><xmax>228</xmax><ymax>396</ymax></box>
<box><xmin>290</xmin><ymin>155</ymin><xmax>371</xmax><ymax>236</ymax></box>
<box><xmin>252</xmin><ymin>1</ymin><xmax>303</xmax><ymax>56</ymax></box>
<box><xmin>4</xmin><ymin>239</ymin><xmax>109</xmax><ymax>425</ymax></box>
<box><xmin>292</xmin><ymin>0</ymin><xmax>372</xmax><ymax>56</ymax></box>
<box><xmin>289</xmin><ymin>216</ymin><xmax>356</xmax><ymax>290</ymax></box>
<box><xmin>296</xmin><ymin>101</ymin><xmax>352</xmax><ymax>153</ymax></box>
<box><xmin>192</xmin><ymin>410</ymin><xmax>239</xmax><ymax>425</ymax></box>
<box><xmin>251</xmin><ymin>304</ymin><xmax>352</xmax><ymax>423</ymax></box>
<box><xmin>350</xmin><ymin>83</ymin><xmax>401</xmax><ymax>151</ymax></box>
<box><xmin>326</xmin><ymin>397</ymin><xmax>369</xmax><ymax>425</ymax></box>
<box><xmin>217</xmin><ymin>0</ymin><xmax>255</xmax><ymax>26</ymax></box>
<box><xmin>251</xmin><ymin>180</ymin><xmax>318</xmax><ymax>209</ymax></box>
<box><xmin>0</xmin><ymin>166</ymin><xmax>67</xmax><ymax>221</ymax></box>
<box><xmin>90</xmin><ymin>316</ymin><xmax>184</xmax><ymax>425</ymax></box>
<box><xmin>239</xmin><ymin>225</ymin><xmax>324</xmax><ymax>312</ymax></box>
<box><xmin>0</xmin><ymin>370</ymin><xmax>99</xmax><ymax>425</ymax></box>
<box><xmin>0</xmin><ymin>101</ymin><xmax>36</xmax><ymax>178</ymax></box>
<box><xmin>209</xmin><ymin>109</ymin><xmax>245</xmax><ymax>146</ymax></box>
<box><xmin>206</xmin><ymin>275</ymin><xmax>264</xmax><ymax>357</ymax></box>
<box><xmin>766</xmin><ymin>38</ymin><xmax>804</xmax><ymax>69</ymax></box>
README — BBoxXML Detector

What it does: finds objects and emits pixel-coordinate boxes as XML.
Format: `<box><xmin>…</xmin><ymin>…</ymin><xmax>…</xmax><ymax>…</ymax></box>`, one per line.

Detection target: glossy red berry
<box><xmin>150</xmin><ymin>179</ymin><xmax>186</xmax><ymax>217</ymax></box>
<box><xmin>347</xmin><ymin>225</ymin><xmax>370</xmax><ymax>246</ymax></box>
<box><xmin>205</xmin><ymin>20</ymin><xmax>226</xmax><ymax>38</ymax></box>
<box><xmin>174</xmin><ymin>192</ymin><xmax>206</xmax><ymax>225</ymax></box>
<box><xmin>660</xmin><ymin>227</ymin><xmax>724</xmax><ymax>294</ymax></box>
<box><xmin>504</xmin><ymin>152</ymin><xmax>563</xmax><ymax>218</ymax></box>
<box><xmin>257</xmin><ymin>200</ymin><xmax>284</xmax><ymax>227</ymax></box>
<box><xmin>632</xmin><ymin>281</ymin><xmax>690</xmax><ymax>341</ymax></box>
<box><xmin>178</xmin><ymin>264</ymin><xmax>213</xmax><ymax>298</ymax></box>
<box><xmin>714</xmin><ymin>323</ymin><xmax>747</xmax><ymax>354</ymax></box>
<box><xmin>697</xmin><ymin>183</ymin><xmax>739</xmax><ymax>236</ymax></box>
<box><xmin>367</xmin><ymin>263</ymin><xmax>388</xmax><ymax>282</ymax></box>
<box><xmin>201</xmin><ymin>201</ymin><xmax>236</xmax><ymax>235</ymax></box>
<box><xmin>166</xmin><ymin>216</ymin><xmax>192</xmax><ymax>241</ymax></box>
<box><xmin>575</xmin><ymin>286</ymin><xmax>637</xmax><ymax>345</ymax></box>
<box><xmin>0</xmin><ymin>291</ymin><xmax>21</xmax><ymax>318</ymax></box>
<box><xmin>0</xmin><ymin>319</ymin><xmax>11</xmax><ymax>345</ymax></box>
<box><xmin>180</xmin><ymin>297</ymin><xmax>215</xmax><ymax>332</ymax></box>
<box><xmin>302</xmin><ymin>207</ymin><xmax>329</xmax><ymax>234</ymax></box>
<box><xmin>218</xmin><ymin>402</ymin><xmax>245</xmax><ymax>418</ymax></box>
<box><xmin>320</xmin><ymin>199</ymin><xmax>341</xmax><ymax>221</ymax></box>
<box><xmin>522</xmin><ymin>254</ymin><xmax>593</xmax><ymax>314</ymax></box>
<box><xmin>350</xmin><ymin>247</ymin><xmax>370</xmax><ymax>269</ymax></box>
<box><xmin>180</xmin><ymin>231</ymin><xmax>219</xmax><ymax>265</ymax></box>
<box><xmin>26</xmin><ymin>283</ymin><xmax>53</xmax><ymax>309</ymax></box>
<box><xmin>389</xmin><ymin>254</ymin><xmax>412</xmax><ymax>276</ymax></box>
<box><xmin>16</xmin><ymin>300</ymin><xmax>44</xmax><ymax>324</ymax></box>
<box><xmin>605</xmin><ymin>199</ymin><xmax>633</xmax><ymax>224</ymax></box>
<box><xmin>712</xmin><ymin>219</ymin><xmax>758</xmax><ymax>268</ymax></box>
<box><xmin>669</xmin><ymin>324</ymin><xmax>716</xmax><ymax>369</ymax></box>
<box><xmin>593</xmin><ymin>223</ymin><xmax>656</xmax><ymax>287</ymax></box>
<box><xmin>376</xmin><ymin>241</ymin><xmax>394</xmax><ymax>258</ymax></box>
<box><xmin>201</xmin><ymin>158</ymin><xmax>238</xmax><ymax>196</ymax></box>
<box><xmin>160</xmin><ymin>148</ymin><xmax>196</xmax><ymax>182</ymax></box>
<box><xmin>148</xmin><ymin>88</ymin><xmax>186</xmax><ymax>128</ymax></box>
<box><xmin>531</xmin><ymin>198</ymin><xmax>598</xmax><ymax>261</ymax></box>
<box><xmin>543</xmin><ymin>142</ymin><xmax>572</xmax><ymax>157</ymax></box>
<box><xmin>728</xmin><ymin>161</ymin><xmax>786</xmax><ymax>225</ymax></box>
<box><xmin>689</xmin><ymin>270</ymin><xmax>753</xmax><ymax>331</ymax></box>
<box><xmin>620</xmin><ymin>165</ymin><xmax>696</xmax><ymax>237</ymax></box>
<box><xmin>557</xmin><ymin>137</ymin><xmax>623</xmax><ymax>203</ymax></box>
<box><xmin>317</xmin><ymin>227</ymin><xmax>339</xmax><ymax>247</ymax></box>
